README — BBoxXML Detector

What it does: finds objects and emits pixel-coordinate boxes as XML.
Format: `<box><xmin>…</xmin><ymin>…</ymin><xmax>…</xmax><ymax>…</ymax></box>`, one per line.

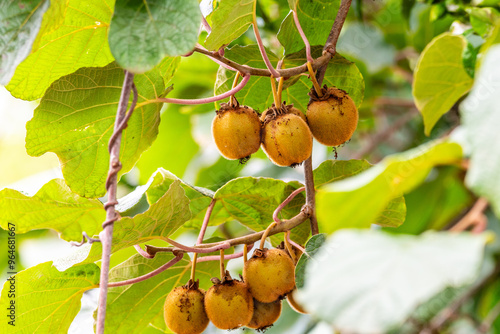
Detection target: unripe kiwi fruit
<box><xmin>243</xmin><ymin>248</ymin><xmax>296</xmax><ymax>303</ymax></box>
<box><xmin>246</xmin><ymin>299</ymin><xmax>282</xmax><ymax>330</ymax></box>
<box><xmin>204</xmin><ymin>273</ymin><xmax>254</xmax><ymax>330</ymax></box>
<box><xmin>164</xmin><ymin>280</ymin><xmax>209</xmax><ymax>334</ymax></box>
<box><xmin>307</xmin><ymin>86</ymin><xmax>358</xmax><ymax>146</ymax></box>
<box><xmin>261</xmin><ymin>106</ymin><xmax>313</xmax><ymax>167</ymax></box>
<box><xmin>212</xmin><ymin>102</ymin><xmax>261</xmax><ymax>161</ymax></box>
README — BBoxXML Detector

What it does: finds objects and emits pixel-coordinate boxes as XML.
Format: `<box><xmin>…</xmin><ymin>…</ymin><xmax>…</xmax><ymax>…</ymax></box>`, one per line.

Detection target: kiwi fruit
<box><xmin>164</xmin><ymin>280</ymin><xmax>209</xmax><ymax>334</ymax></box>
<box><xmin>243</xmin><ymin>248</ymin><xmax>296</xmax><ymax>303</ymax></box>
<box><xmin>212</xmin><ymin>102</ymin><xmax>261</xmax><ymax>162</ymax></box>
<box><xmin>246</xmin><ymin>299</ymin><xmax>282</xmax><ymax>330</ymax></box>
<box><xmin>307</xmin><ymin>86</ymin><xmax>358</xmax><ymax>146</ymax></box>
<box><xmin>286</xmin><ymin>289</ymin><xmax>307</xmax><ymax>314</ymax></box>
<box><xmin>204</xmin><ymin>272</ymin><xmax>254</xmax><ymax>330</ymax></box>
<box><xmin>261</xmin><ymin>105</ymin><xmax>313</xmax><ymax>167</ymax></box>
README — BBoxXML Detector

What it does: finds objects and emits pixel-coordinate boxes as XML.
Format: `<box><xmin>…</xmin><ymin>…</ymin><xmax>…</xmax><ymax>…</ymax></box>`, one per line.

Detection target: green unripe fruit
<box><xmin>212</xmin><ymin>103</ymin><xmax>261</xmax><ymax>161</ymax></box>
<box><xmin>204</xmin><ymin>276</ymin><xmax>254</xmax><ymax>330</ymax></box>
<box><xmin>243</xmin><ymin>248</ymin><xmax>296</xmax><ymax>303</ymax></box>
<box><xmin>307</xmin><ymin>86</ymin><xmax>358</xmax><ymax>146</ymax></box>
<box><xmin>164</xmin><ymin>281</ymin><xmax>209</xmax><ymax>334</ymax></box>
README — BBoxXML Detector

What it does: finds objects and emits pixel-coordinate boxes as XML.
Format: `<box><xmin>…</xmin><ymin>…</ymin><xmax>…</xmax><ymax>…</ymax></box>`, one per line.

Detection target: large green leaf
<box><xmin>214</xmin><ymin>45</ymin><xmax>363</xmax><ymax>113</ymax></box>
<box><xmin>25</xmin><ymin>61</ymin><xmax>174</xmax><ymax>198</ymax></box>
<box><xmin>277</xmin><ymin>0</ymin><xmax>340</xmax><ymax>55</ymax></box>
<box><xmin>204</xmin><ymin>0</ymin><xmax>256</xmax><ymax>51</ymax></box>
<box><xmin>6</xmin><ymin>0</ymin><xmax>115</xmax><ymax>100</ymax></box>
<box><xmin>109</xmin><ymin>0</ymin><xmax>200</xmax><ymax>73</ymax></box>
<box><xmin>0</xmin><ymin>179</ymin><xmax>104</xmax><ymax>241</ymax></box>
<box><xmin>296</xmin><ymin>230</ymin><xmax>487</xmax><ymax>333</ymax></box>
<box><xmin>84</xmin><ymin>178</ymin><xmax>192</xmax><ymax>263</ymax></box>
<box><xmin>314</xmin><ymin>160</ymin><xmax>406</xmax><ymax>229</ymax></box>
<box><xmin>214</xmin><ymin>45</ymin><xmax>279</xmax><ymax>113</ymax></box>
<box><xmin>413</xmin><ymin>33</ymin><xmax>473</xmax><ymax>135</ymax></box>
<box><xmin>460</xmin><ymin>45</ymin><xmax>500</xmax><ymax>217</ymax></box>
<box><xmin>0</xmin><ymin>0</ymin><xmax>49</xmax><ymax>85</ymax></box>
<box><xmin>316</xmin><ymin>140</ymin><xmax>462</xmax><ymax>233</ymax></box>
<box><xmin>0</xmin><ymin>261</ymin><xmax>99</xmax><ymax>333</ymax></box>
<box><xmin>103</xmin><ymin>252</ymin><xmax>219</xmax><ymax>333</ymax></box>
<box><xmin>214</xmin><ymin>177</ymin><xmax>310</xmax><ymax>246</ymax></box>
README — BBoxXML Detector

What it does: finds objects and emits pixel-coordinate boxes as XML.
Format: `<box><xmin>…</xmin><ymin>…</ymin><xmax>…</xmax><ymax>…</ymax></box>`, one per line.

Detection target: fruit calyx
<box><xmin>308</xmin><ymin>84</ymin><xmax>350</xmax><ymax>104</ymax></box>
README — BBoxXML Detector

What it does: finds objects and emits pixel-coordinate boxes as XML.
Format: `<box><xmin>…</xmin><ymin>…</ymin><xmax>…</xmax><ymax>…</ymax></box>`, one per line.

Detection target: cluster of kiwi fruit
<box><xmin>163</xmin><ymin>246</ymin><xmax>304</xmax><ymax>333</ymax></box>
<box><xmin>212</xmin><ymin>85</ymin><xmax>358</xmax><ymax>167</ymax></box>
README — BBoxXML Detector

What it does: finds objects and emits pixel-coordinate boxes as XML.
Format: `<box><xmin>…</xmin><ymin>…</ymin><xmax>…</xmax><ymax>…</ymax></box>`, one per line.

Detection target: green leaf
<box><xmin>469</xmin><ymin>7</ymin><xmax>500</xmax><ymax>37</ymax></box>
<box><xmin>214</xmin><ymin>45</ymin><xmax>279</xmax><ymax>112</ymax></box>
<box><xmin>0</xmin><ymin>179</ymin><xmax>104</xmax><ymax>241</ymax></box>
<box><xmin>205</xmin><ymin>0</ymin><xmax>256</xmax><ymax>51</ymax></box>
<box><xmin>0</xmin><ymin>262</ymin><xmax>99</xmax><ymax>333</ymax></box>
<box><xmin>283</xmin><ymin>47</ymin><xmax>365</xmax><ymax>111</ymax></box>
<box><xmin>295</xmin><ymin>233</ymin><xmax>326</xmax><ymax>289</ymax></box>
<box><xmin>0</xmin><ymin>0</ymin><xmax>49</xmax><ymax>85</ymax></box>
<box><xmin>26</xmin><ymin>61</ymin><xmax>170</xmax><ymax>198</ymax></box>
<box><xmin>296</xmin><ymin>230</ymin><xmax>487</xmax><ymax>333</ymax></box>
<box><xmin>314</xmin><ymin>160</ymin><xmax>406</xmax><ymax>229</ymax></box>
<box><xmin>386</xmin><ymin>167</ymin><xmax>473</xmax><ymax>235</ymax></box>
<box><xmin>460</xmin><ymin>45</ymin><xmax>500</xmax><ymax>218</ymax></box>
<box><xmin>413</xmin><ymin>33</ymin><xmax>473</xmax><ymax>135</ymax></box>
<box><xmin>136</xmin><ymin>107</ymin><xmax>199</xmax><ymax>184</ymax></box>
<box><xmin>6</xmin><ymin>0</ymin><xmax>115</xmax><ymax>100</ymax></box>
<box><xmin>277</xmin><ymin>0</ymin><xmax>340</xmax><ymax>55</ymax></box>
<box><xmin>103</xmin><ymin>252</ymin><xmax>219</xmax><ymax>333</ymax></box>
<box><xmin>316</xmin><ymin>140</ymin><xmax>462</xmax><ymax>234</ymax></box>
<box><xmin>109</xmin><ymin>0</ymin><xmax>200</xmax><ymax>73</ymax></box>
<box><xmin>84</xmin><ymin>178</ymin><xmax>191</xmax><ymax>263</ymax></box>
<box><xmin>214</xmin><ymin>177</ymin><xmax>310</xmax><ymax>246</ymax></box>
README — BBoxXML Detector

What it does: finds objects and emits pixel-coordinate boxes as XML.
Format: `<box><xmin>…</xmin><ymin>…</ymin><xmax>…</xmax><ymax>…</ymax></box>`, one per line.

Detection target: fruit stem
<box><xmin>292</xmin><ymin>10</ymin><xmax>314</xmax><ymax>63</ymax></box>
<box><xmin>260</xmin><ymin>222</ymin><xmax>277</xmax><ymax>249</ymax></box>
<box><xmin>284</xmin><ymin>231</ymin><xmax>297</xmax><ymax>264</ymax></box>
<box><xmin>270</xmin><ymin>76</ymin><xmax>280</xmax><ymax>107</ymax></box>
<box><xmin>307</xmin><ymin>62</ymin><xmax>323</xmax><ymax>97</ymax></box>
<box><xmin>229</xmin><ymin>73</ymin><xmax>242</xmax><ymax>107</ymax></box>
<box><xmin>243</xmin><ymin>244</ymin><xmax>248</xmax><ymax>263</ymax></box>
<box><xmin>277</xmin><ymin>76</ymin><xmax>284</xmax><ymax>105</ymax></box>
<box><xmin>286</xmin><ymin>234</ymin><xmax>306</xmax><ymax>255</ymax></box>
<box><xmin>220</xmin><ymin>249</ymin><xmax>225</xmax><ymax>279</ymax></box>
<box><xmin>191</xmin><ymin>253</ymin><xmax>198</xmax><ymax>281</ymax></box>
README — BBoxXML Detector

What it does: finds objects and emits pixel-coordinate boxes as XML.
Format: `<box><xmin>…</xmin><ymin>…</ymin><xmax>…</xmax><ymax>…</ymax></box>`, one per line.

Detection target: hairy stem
<box><xmin>142</xmin><ymin>74</ymin><xmax>250</xmax><ymax>106</ymax></box>
<box><xmin>96</xmin><ymin>70</ymin><xmax>135</xmax><ymax>334</ymax></box>
<box><xmin>293</xmin><ymin>10</ymin><xmax>313</xmax><ymax>63</ymax></box>
<box><xmin>252</xmin><ymin>19</ymin><xmax>280</xmax><ymax>77</ymax></box>
<box><xmin>107</xmin><ymin>253</ymin><xmax>184</xmax><ymax>288</ymax></box>
<box><xmin>273</xmin><ymin>187</ymin><xmax>305</xmax><ymax>224</ymax></box>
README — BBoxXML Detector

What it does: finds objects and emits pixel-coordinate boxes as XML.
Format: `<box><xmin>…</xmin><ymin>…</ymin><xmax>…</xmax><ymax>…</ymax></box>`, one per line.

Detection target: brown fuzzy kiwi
<box><xmin>212</xmin><ymin>102</ymin><xmax>261</xmax><ymax>162</ymax></box>
<box><xmin>286</xmin><ymin>289</ymin><xmax>307</xmax><ymax>314</ymax></box>
<box><xmin>164</xmin><ymin>280</ymin><xmax>209</xmax><ymax>334</ymax></box>
<box><xmin>243</xmin><ymin>248</ymin><xmax>296</xmax><ymax>303</ymax></box>
<box><xmin>246</xmin><ymin>299</ymin><xmax>282</xmax><ymax>330</ymax></box>
<box><xmin>307</xmin><ymin>86</ymin><xmax>358</xmax><ymax>146</ymax></box>
<box><xmin>260</xmin><ymin>103</ymin><xmax>307</xmax><ymax>123</ymax></box>
<box><xmin>261</xmin><ymin>105</ymin><xmax>312</xmax><ymax>167</ymax></box>
<box><xmin>204</xmin><ymin>273</ymin><xmax>254</xmax><ymax>330</ymax></box>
